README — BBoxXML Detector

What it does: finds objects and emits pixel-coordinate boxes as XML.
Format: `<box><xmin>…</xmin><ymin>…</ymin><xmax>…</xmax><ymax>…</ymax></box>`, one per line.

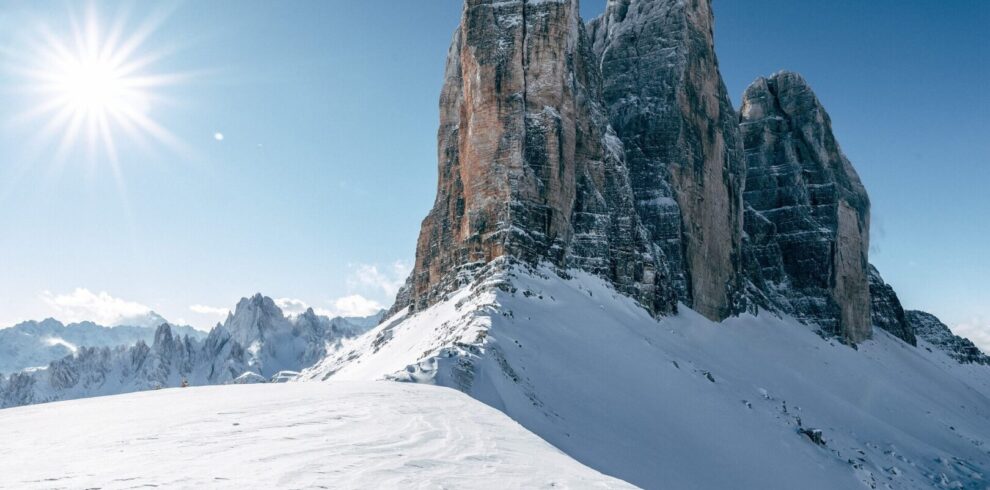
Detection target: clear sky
<box><xmin>0</xmin><ymin>1</ymin><xmax>986</xmax><ymax>346</ymax></box>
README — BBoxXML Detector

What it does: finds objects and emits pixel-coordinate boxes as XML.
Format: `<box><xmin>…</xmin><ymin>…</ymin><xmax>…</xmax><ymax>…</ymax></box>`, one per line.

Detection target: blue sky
<box><xmin>0</xmin><ymin>1</ymin><xmax>986</xmax><ymax>345</ymax></box>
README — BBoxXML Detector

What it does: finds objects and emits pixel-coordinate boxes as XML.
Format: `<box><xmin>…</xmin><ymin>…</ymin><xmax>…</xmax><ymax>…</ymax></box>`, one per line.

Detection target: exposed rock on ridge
<box><xmin>588</xmin><ymin>0</ymin><xmax>745</xmax><ymax>321</ymax></box>
<box><xmin>867</xmin><ymin>264</ymin><xmax>915</xmax><ymax>345</ymax></box>
<box><xmin>739</xmin><ymin>71</ymin><xmax>872</xmax><ymax>342</ymax></box>
<box><xmin>402</xmin><ymin>0</ymin><xmax>677</xmax><ymax>317</ymax></box>
<box><xmin>907</xmin><ymin>311</ymin><xmax>990</xmax><ymax>365</ymax></box>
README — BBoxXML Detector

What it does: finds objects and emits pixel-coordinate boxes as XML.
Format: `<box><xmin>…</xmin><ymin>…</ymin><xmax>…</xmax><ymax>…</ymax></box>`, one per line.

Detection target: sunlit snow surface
<box><xmin>0</xmin><ymin>382</ymin><xmax>632</xmax><ymax>489</ymax></box>
<box><xmin>304</xmin><ymin>264</ymin><xmax>990</xmax><ymax>489</ymax></box>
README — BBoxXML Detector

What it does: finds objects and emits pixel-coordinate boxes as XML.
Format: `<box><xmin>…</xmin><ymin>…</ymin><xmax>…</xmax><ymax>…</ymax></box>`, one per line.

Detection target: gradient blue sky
<box><xmin>0</xmin><ymin>1</ymin><xmax>987</xmax><ymax>345</ymax></box>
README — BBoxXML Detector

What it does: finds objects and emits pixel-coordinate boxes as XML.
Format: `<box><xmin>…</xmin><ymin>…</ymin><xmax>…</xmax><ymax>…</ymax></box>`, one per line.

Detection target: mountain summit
<box><xmin>399</xmin><ymin>0</ymin><xmax>677</xmax><ymax>318</ymax></box>
<box><xmin>395</xmin><ymin>0</ymin><xmax>877</xmax><ymax>343</ymax></box>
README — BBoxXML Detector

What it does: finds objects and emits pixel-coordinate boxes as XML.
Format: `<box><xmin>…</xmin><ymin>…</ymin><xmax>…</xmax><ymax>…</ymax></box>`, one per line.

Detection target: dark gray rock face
<box><xmin>907</xmin><ymin>311</ymin><xmax>989</xmax><ymax>365</ymax></box>
<box><xmin>739</xmin><ymin>71</ymin><xmax>872</xmax><ymax>342</ymax></box>
<box><xmin>867</xmin><ymin>265</ymin><xmax>915</xmax><ymax>346</ymax></box>
<box><xmin>402</xmin><ymin>0</ymin><xmax>677</xmax><ymax>317</ymax></box>
<box><xmin>588</xmin><ymin>0</ymin><xmax>745</xmax><ymax>321</ymax></box>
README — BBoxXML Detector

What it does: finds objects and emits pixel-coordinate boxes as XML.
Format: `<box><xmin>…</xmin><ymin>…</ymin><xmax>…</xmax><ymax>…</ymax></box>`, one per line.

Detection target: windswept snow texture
<box><xmin>304</xmin><ymin>265</ymin><xmax>990</xmax><ymax>490</ymax></box>
<box><xmin>0</xmin><ymin>382</ymin><xmax>632</xmax><ymax>489</ymax></box>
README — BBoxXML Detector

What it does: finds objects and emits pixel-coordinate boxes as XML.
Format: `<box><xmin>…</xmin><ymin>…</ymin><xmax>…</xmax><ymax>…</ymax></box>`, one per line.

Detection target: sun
<box><xmin>10</xmin><ymin>5</ymin><xmax>183</xmax><ymax>166</ymax></box>
<box><xmin>54</xmin><ymin>53</ymin><xmax>132</xmax><ymax>116</ymax></box>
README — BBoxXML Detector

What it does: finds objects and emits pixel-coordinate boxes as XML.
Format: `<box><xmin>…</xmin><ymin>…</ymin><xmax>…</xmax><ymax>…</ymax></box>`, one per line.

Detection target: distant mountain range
<box><xmin>0</xmin><ymin>296</ymin><xmax>382</xmax><ymax>408</ymax></box>
<box><xmin>0</xmin><ymin>317</ymin><xmax>206</xmax><ymax>375</ymax></box>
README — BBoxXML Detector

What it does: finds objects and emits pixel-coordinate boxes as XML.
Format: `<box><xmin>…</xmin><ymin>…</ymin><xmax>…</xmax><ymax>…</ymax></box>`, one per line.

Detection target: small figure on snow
<box><xmin>181</xmin><ymin>378</ymin><xmax>189</xmax><ymax>388</ymax></box>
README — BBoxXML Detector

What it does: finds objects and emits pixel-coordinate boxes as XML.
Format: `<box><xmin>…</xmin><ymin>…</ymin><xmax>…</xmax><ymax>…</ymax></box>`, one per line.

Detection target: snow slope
<box><xmin>303</xmin><ymin>262</ymin><xmax>990</xmax><ymax>489</ymax></box>
<box><xmin>0</xmin><ymin>382</ymin><xmax>631</xmax><ymax>489</ymax></box>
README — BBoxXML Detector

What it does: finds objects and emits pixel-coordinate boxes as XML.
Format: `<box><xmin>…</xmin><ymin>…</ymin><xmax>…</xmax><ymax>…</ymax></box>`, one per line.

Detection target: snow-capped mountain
<box><xmin>0</xmin><ymin>295</ymin><xmax>383</xmax><ymax>408</ymax></box>
<box><xmin>0</xmin><ymin>318</ymin><xmax>205</xmax><ymax>374</ymax></box>
<box><xmin>303</xmin><ymin>261</ymin><xmax>990</xmax><ymax>489</ymax></box>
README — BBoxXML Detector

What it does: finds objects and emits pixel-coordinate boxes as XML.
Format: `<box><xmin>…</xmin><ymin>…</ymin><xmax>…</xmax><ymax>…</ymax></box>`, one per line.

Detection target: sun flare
<box><xmin>11</xmin><ymin>5</ymin><xmax>182</xmax><ymax>166</ymax></box>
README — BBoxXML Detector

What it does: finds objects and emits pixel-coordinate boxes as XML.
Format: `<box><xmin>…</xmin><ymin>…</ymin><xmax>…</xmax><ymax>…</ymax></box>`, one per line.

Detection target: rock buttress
<box><xmin>588</xmin><ymin>0</ymin><xmax>746</xmax><ymax>321</ymax></box>
<box><xmin>401</xmin><ymin>0</ymin><xmax>676</xmax><ymax>316</ymax></box>
<box><xmin>740</xmin><ymin>71</ymin><xmax>872</xmax><ymax>342</ymax></box>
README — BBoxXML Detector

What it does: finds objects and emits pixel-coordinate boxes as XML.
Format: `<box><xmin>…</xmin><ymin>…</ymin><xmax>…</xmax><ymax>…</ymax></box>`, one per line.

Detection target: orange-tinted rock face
<box><xmin>402</xmin><ymin>0</ymin><xmax>676</xmax><ymax>316</ymax></box>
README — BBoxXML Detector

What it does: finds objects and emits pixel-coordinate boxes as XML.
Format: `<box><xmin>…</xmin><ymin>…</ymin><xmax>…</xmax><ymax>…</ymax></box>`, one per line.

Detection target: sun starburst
<box><xmin>8</xmin><ymin>4</ymin><xmax>185</xmax><ymax>168</ymax></box>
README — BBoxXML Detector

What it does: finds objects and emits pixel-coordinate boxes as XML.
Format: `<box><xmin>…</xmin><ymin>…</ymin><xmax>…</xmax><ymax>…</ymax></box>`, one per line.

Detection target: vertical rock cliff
<box><xmin>403</xmin><ymin>0</ymin><xmax>677</xmax><ymax>316</ymax></box>
<box><xmin>400</xmin><ymin>0</ymin><xmax>880</xmax><ymax>344</ymax></box>
<box><xmin>587</xmin><ymin>0</ymin><xmax>745</xmax><ymax>321</ymax></box>
<box><xmin>739</xmin><ymin>72</ymin><xmax>872</xmax><ymax>342</ymax></box>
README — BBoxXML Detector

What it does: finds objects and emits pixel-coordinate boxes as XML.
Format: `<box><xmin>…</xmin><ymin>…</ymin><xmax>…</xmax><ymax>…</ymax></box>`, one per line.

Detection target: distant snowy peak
<box><xmin>0</xmin><ymin>294</ymin><xmax>383</xmax><ymax>409</ymax></box>
<box><xmin>124</xmin><ymin>310</ymin><xmax>170</xmax><ymax>329</ymax></box>
<box><xmin>223</xmin><ymin>294</ymin><xmax>289</xmax><ymax>346</ymax></box>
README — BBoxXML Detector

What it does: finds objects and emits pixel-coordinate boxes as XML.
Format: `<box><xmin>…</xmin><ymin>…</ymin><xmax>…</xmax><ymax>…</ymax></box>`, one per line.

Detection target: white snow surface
<box><xmin>303</xmin><ymin>263</ymin><xmax>990</xmax><ymax>489</ymax></box>
<box><xmin>0</xmin><ymin>382</ymin><xmax>631</xmax><ymax>489</ymax></box>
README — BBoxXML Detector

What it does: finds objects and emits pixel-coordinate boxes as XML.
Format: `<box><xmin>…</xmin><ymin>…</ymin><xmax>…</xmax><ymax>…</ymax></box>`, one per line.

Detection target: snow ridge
<box><xmin>302</xmin><ymin>263</ymin><xmax>990</xmax><ymax>490</ymax></box>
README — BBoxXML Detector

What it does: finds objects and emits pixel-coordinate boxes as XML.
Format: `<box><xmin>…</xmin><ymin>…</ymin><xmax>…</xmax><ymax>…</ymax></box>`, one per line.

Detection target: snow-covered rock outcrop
<box><xmin>909</xmin><ymin>310</ymin><xmax>990</xmax><ymax>365</ymax></box>
<box><xmin>0</xmin><ymin>295</ymin><xmax>381</xmax><ymax>408</ymax></box>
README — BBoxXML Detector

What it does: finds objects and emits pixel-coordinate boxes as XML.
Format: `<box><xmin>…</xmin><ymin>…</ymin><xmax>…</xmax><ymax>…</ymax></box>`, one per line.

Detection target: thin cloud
<box><xmin>189</xmin><ymin>304</ymin><xmax>229</xmax><ymax>316</ymax></box>
<box><xmin>348</xmin><ymin>261</ymin><xmax>410</xmax><ymax>298</ymax></box>
<box><xmin>275</xmin><ymin>298</ymin><xmax>309</xmax><ymax>316</ymax></box>
<box><xmin>952</xmin><ymin>316</ymin><xmax>990</xmax><ymax>354</ymax></box>
<box><xmin>330</xmin><ymin>295</ymin><xmax>384</xmax><ymax>318</ymax></box>
<box><xmin>40</xmin><ymin>288</ymin><xmax>156</xmax><ymax>326</ymax></box>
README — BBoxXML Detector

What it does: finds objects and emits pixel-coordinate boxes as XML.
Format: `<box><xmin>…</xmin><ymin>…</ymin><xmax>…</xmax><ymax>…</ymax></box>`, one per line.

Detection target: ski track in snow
<box><xmin>0</xmin><ymin>382</ymin><xmax>632</xmax><ymax>489</ymax></box>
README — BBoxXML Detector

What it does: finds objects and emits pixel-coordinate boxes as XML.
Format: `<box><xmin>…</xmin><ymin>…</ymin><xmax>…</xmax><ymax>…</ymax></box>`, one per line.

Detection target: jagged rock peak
<box><xmin>740</xmin><ymin>70</ymin><xmax>872</xmax><ymax>343</ymax></box>
<box><xmin>153</xmin><ymin>323</ymin><xmax>174</xmax><ymax>347</ymax></box>
<box><xmin>907</xmin><ymin>311</ymin><xmax>990</xmax><ymax>365</ymax></box>
<box><xmin>224</xmin><ymin>293</ymin><xmax>288</xmax><ymax>347</ymax></box>
<box><xmin>588</xmin><ymin>0</ymin><xmax>746</xmax><ymax>321</ymax></box>
<box><xmin>398</xmin><ymin>0</ymin><xmax>677</xmax><ymax>317</ymax></box>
